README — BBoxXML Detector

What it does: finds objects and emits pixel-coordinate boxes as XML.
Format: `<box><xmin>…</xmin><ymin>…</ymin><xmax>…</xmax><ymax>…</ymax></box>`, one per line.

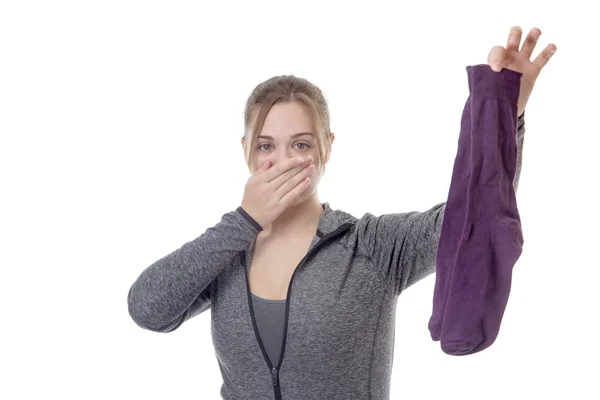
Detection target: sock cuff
<box><xmin>466</xmin><ymin>64</ymin><xmax>522</xmax><ymax>108</ymax></box>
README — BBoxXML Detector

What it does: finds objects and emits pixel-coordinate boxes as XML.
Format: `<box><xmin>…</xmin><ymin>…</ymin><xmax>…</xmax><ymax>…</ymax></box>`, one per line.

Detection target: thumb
<box><xmin>488</xmin><ymin>45</ymin><xmax>507</xmax><ymax>72</ymax></box>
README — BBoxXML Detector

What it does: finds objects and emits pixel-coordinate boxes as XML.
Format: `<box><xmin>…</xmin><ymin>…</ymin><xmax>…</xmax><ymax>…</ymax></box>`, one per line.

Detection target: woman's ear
<box><xmin>324</xmin><ymin>132</ymin><xmax>335</xmax><ymax>164</ymax></box>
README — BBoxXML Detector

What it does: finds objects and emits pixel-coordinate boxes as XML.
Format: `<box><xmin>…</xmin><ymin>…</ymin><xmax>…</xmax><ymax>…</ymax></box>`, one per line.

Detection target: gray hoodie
<box><xmin>128</xmin><ymin>114</ymin><xmax>525</xmax><ymax>400</ymax></box>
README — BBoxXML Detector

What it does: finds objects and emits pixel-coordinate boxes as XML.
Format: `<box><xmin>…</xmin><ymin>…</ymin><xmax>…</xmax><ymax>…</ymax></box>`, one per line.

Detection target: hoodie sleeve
<box><xmin>356</xmin><ymin>109</ymin><xmax>526</xmax><ymax>297</ymax></box>
<box><xmin>513</xmin><ymin>111</ymin><xmax>526</xmax><ymax>192</ymax></box>
<box><xmin>127</xmin><ymin>206</ymin><xmax>263</xmax><ymax>332</ymax></box>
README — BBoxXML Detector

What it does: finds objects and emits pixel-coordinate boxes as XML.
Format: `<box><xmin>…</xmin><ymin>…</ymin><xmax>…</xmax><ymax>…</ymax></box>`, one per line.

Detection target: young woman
<box><xmin>128</xmin><ymin>26</ymin><xmax>556</xmax><ymax>400</ymax></box>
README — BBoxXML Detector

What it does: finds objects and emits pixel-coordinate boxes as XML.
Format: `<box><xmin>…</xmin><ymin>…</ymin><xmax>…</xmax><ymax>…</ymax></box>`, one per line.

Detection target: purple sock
<box><xmin>437</xmin><ymin>65</ymin><xmax>524</xmax><ymax>355</ymax></box>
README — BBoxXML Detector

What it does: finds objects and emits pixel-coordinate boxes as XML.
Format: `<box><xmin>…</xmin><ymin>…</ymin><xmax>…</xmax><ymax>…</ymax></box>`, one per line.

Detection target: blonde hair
<box><xmin>242</xmin><ymin>75</ymin><xmax>333</xmax><ymax>176</ymax></box>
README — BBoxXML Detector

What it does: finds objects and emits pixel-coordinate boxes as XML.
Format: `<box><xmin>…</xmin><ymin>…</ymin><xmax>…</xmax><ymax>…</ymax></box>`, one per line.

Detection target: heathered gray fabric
<box><xmin>251</xmin><ymin>293</ymin><xmax>287</xmax><ymax>367</ymax></box>
<box><xmin>127</xmin><ymin>113</ymin><xmax>525</xmax><ymax>399</ymax></box>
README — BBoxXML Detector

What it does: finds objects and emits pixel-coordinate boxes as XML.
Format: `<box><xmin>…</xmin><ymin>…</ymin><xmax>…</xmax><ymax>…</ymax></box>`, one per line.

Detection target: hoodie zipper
<box><xmin>271</xmin><ymin>366</ymin><xmax>279</xmax><ymax>387</ymax></box>
<box><xmin>243</xmin><ymin>222</ymin><xmax>354</xmax><ymax>400</ymax></box>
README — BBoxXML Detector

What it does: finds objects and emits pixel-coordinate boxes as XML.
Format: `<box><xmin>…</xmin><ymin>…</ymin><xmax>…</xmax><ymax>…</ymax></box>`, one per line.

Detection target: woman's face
<box><xmin>242</xmin><ymin>102</ymin><xmax>333</xmax><ymax>201</ymax></box>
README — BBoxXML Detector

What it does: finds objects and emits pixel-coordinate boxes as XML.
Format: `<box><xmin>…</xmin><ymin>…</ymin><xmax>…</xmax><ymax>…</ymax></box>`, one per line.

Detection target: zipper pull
<box><xmin>271</xmin><ymin>367</ymin><xmax>279</xmax><ymax>387</ymax></box>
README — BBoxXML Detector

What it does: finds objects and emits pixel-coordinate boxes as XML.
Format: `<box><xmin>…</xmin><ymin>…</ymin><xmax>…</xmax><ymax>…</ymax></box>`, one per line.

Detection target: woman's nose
<box><xmin>273</xmin><ymin>153</ymin><xmax>296</xmax><ymax>165</ymax></box>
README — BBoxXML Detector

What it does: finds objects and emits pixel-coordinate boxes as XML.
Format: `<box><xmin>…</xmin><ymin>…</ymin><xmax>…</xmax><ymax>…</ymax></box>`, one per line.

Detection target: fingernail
<box><xmin>494</xmin><ymin>62</ymin><xmax>502</xmax><ymax>71</ymax></box>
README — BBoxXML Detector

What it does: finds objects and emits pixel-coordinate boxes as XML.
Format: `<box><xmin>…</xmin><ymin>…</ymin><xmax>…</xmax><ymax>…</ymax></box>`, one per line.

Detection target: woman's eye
<box><xmin>257</xmin><ymin>142</ymin><xmax>310</xmax><ymax>151</ymax></box>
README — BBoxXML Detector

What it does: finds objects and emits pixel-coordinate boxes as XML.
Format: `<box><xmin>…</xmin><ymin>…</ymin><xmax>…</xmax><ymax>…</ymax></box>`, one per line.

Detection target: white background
<box><xmin>2</xmin><ymin>0</ymin><xmax>598</xmax><ymax>399</ymax></box>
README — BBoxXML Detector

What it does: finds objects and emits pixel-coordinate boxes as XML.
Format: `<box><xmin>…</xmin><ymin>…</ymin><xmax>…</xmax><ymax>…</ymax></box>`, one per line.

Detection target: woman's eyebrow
<box><xmin>258</xmin><ymin>132</ymin><xmax>314</xmax><ymax>140</ymax></box>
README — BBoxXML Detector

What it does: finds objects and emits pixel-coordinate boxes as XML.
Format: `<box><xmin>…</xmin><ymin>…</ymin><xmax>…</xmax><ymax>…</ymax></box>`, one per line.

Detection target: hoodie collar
<box><xmin>317</xmin><ymin>202</ymin><xmax>358</xmax><ymax>236</ymax></box>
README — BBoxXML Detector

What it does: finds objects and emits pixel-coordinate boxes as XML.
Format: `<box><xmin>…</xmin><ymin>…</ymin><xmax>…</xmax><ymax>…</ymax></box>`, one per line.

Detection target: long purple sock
<box><xmin>437</xmin><ymin>64</ymin><xmax>524</xmax><ymax>355</ymax></box>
